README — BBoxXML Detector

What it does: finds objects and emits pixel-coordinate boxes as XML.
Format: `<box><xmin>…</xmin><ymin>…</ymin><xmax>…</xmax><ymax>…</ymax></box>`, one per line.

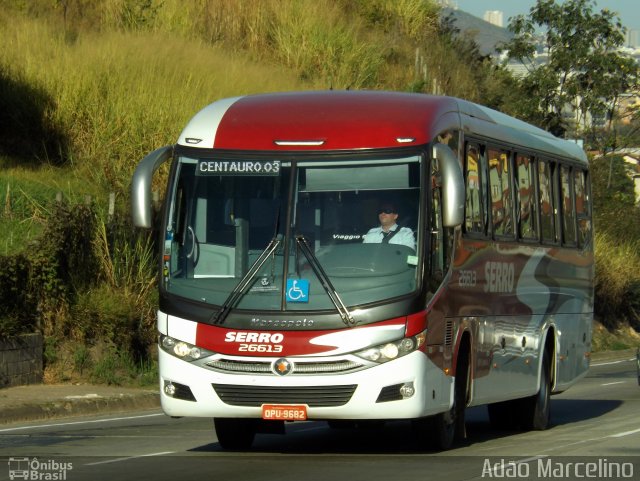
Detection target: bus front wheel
<box><xmin>214</xmin><ymin>418</ymin><xmax>257</xmax><ymax>450</ymax></box>
<box><xmin>413</xmin><ymin>348</ymin><xmax>468</xmax><ymax>450</ymax></box>
<box><xmin>412</xmin><ymin>401</ymin><xmax>459</xmax><ymax>450</ymax></box>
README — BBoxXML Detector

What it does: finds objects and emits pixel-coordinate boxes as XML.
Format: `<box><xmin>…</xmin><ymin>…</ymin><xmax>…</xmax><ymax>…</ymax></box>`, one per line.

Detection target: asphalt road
<box><xmin>1</xmin><ymin>355</ymin><xmax>638</xmax><ymax>481</ymax></box>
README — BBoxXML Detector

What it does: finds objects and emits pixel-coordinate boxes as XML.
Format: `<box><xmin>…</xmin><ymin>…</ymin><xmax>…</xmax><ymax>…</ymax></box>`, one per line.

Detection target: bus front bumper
<box><xmin>158</xmin><ymin>348</ymin><xmax>453</xmax><ymax>420</ymax></box>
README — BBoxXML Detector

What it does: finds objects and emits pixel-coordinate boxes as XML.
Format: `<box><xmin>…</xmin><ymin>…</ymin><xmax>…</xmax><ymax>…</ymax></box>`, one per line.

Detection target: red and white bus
<box><xmin>131</xmin><ymin>91</ymin><xmax>593</xmax><ymax>449</ymax></box>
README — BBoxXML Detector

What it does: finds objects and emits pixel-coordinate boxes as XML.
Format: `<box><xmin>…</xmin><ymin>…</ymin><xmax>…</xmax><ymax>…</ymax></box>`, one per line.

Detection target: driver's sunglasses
<box><xmin>378</xmin><ymin>209</ymin><xmax>396</xmax><ymax>214</ymax></box>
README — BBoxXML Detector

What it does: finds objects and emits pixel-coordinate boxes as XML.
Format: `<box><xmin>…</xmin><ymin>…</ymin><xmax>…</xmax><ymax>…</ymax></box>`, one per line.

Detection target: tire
<box><xmin>214</xmin><ymin>418</ymin><xmax>257</xmax><ymax>450</ymax></box>
<box><xmin>431</xmin><ymin>404</ymin><xmax>457</xmax><ymax>450</ymax></box>
<box><xmin>413</xmin><ymin>348</ymin><xmax>468</xmax><ymax>450</ymax></box>
<box><xmin>519</xmin><ymin>354</ymin><xmax>551</xmax><ymax>430</ymax></box>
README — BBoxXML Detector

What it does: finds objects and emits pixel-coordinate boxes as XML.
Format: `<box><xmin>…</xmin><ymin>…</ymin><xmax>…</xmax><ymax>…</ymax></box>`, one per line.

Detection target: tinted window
<box><xmin>574</xmin><ymin>169</ymin><xmax>591</xmax><ymax>247</ymax></box>
<box><xmin>464</xmin><ymin>144</ymin><xmax>485</xmax><ymax>235</ymax></box>
<box><xmin>488</xmin><ymin>148</ymin><xmax>514</xmax><ymax>237</ymax></box>
<box><xmin>560</xmin><ymin>165</ymin><xmax>576</xmax><ymax>245</ymax></box>
<box><xmin>538</xmin><ymin>159</ymin><xmax>556</xmax><ymax>243</ymax></box>
<box><xmin>516</xmin><ymin>154</ymin><xmax>538</xmax><ymax>240</ymax></box>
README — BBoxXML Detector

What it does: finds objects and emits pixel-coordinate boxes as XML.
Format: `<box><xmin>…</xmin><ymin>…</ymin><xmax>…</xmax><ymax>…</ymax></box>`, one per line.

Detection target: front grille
<box><xmin>205</xmin><ymin>358</ymin><xmax>364</xmax><ymax>375</ymax></box>
<box><xmin>212</xmin><ymin>383</ymin><xmax>357</xmax><ymax>407</ymax></box>
<box><xmin>206</xmin><ymin>359</ymin><xmax>273</xmax><ymax>374</ymax></box>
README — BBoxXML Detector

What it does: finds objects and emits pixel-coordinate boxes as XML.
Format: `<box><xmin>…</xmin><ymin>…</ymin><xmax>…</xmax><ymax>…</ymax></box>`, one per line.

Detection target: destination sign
<box><xmin>197</xmin><ymin>160</ymin><xmax>281</xmax><ymax>176</ymax></box>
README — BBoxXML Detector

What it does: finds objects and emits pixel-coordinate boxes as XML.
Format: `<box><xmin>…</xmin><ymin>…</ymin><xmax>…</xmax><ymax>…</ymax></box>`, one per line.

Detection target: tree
<box><xmin>590</xmin><ymin>154</ymin><xmax>640</xmax><ymax>238</ymax></box>
<box><xmin>500</xmin><ymin>0</ymin><xmax>639</xmax><ymax>146</ymax></box>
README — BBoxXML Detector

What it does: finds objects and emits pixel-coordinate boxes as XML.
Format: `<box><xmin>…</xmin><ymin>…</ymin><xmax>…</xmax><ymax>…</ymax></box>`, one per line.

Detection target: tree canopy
<box><xmin>501</xmin><ymin>0</ymin><xmax>639</xmax><ymax>146</ymax></box>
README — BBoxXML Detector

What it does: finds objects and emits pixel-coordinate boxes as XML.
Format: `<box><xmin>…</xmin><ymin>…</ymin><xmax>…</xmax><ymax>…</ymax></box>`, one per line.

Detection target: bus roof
<box><xmin>177</xmin><ymin>91</ymin><xmax>586</xmax><ymax>164</ymax></box>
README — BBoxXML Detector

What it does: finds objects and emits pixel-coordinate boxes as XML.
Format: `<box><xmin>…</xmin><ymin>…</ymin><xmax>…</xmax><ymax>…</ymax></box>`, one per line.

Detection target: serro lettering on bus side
<box><xmin>484</xmin><ymin>261</ymin><xmax>515</xmax><ymax>293</ymax></box>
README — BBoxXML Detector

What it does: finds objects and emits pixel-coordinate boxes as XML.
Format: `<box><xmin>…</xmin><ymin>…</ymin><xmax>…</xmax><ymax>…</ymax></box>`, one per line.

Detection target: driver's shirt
<box><xmin>362</xmin><ymin>224</ymin><xmax>415</xmax><ymax>250</ymax></box>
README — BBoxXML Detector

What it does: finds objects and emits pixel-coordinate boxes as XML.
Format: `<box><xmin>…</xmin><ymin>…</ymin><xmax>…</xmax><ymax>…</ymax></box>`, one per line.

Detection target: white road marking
<box><xmin>601</xmin><ymin>381</ymin><xmax>625</xmax><ymax>386</ymax></box>
<box><xmin>0</xmin><ymin>413</ymin><xmax>164</xmax><ymax>433</ymax></box>
<box><xmin>591</xmin><ymin>358</ymin><xmax>636</xmax><ymax>367</ymax></box>
<box><xmin>609</xmin><ymin>427</ymin><xmax>640</xmax><ymax>438</ymax></box>
<box><xmin>85</xmin><ymin>451</ymin><xmax>175</xmax><ymax>466</ymax></box>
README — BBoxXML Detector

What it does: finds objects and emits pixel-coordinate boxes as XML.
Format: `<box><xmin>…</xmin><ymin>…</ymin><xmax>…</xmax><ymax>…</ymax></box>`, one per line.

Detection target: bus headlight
<box><xmin>160</xmin><ymin>334</ymin><xmax>215</xmax><ymax>361</ymax></box>
<box><xmin>354</xmin><ymin>329</ymin><xmax>427</xmax><ymax>363</ymax></box>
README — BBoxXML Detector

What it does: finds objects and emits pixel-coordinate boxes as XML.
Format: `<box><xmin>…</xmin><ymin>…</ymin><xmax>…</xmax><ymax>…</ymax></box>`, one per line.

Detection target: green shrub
<box><xmin>0</xmin><ymin>254</ymin><xmax>38</xmax><ymax>337</ymax></box>
<box><xmin>89</xmin><ymin>342</ymin><xmax>157</xmax><ymax>386</ymax></box>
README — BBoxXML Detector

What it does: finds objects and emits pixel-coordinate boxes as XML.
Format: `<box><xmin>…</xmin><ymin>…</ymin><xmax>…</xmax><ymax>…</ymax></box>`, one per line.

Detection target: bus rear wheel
<box><xmin>214</xmin><ymin>418</ymin><xmax>257</xmax><ymax>450</ymax></box>
<box><xmin>487</xmin><ymin>354</ymin><xmax>551</xmax><ymax>431</ymax></box>
<box><xmin>519</xmin><ymin>354</ymin><xmax>551</xmax><ymax>430</ymax></box>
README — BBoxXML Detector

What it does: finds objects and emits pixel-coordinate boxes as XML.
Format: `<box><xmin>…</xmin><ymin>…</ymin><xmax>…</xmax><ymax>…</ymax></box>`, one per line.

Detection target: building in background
<box><xmin>627</xmin><ymin>29</ymin><xmax>639</xmax><ymax>48</ymax></box>
<box><xmin>483</xmin><ymin>10</ymin><xmax>504</xmax><ymax>28</ymax></box>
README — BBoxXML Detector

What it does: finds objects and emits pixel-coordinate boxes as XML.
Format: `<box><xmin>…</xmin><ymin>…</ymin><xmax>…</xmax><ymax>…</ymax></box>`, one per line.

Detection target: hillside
<box><xmin>442</xmin><ymin>7</ymin><xmax>513</xmax><ymax>56</ymax></box>
<box><xmin>0</xmin><ymin>0</ymin><xmax>516</xmax><ymax>383</ymax></box>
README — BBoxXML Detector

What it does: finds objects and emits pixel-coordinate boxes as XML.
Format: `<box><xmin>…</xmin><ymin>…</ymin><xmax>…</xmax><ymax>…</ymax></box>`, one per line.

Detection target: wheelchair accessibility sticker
<box><xmin>286</xmin><ymin>279</ymin><xmax>309</xmax><ymax>303</ymax></box>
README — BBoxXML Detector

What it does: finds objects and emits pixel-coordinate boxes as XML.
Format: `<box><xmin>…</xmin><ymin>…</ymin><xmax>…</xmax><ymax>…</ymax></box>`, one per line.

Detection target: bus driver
<box><xmin>362</xmin><ymin>202</ymin><xmax>416</xmax><ymax>250</ymax></box>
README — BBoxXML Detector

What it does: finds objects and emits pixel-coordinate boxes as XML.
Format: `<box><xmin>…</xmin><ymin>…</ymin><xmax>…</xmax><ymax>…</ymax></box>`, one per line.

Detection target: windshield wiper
<box><xmin>211</xmin><ymin>237</ymin><xmax>281</xmax><ymax>325</ymax></box>
<box><xmin>295</xmin><ymin>235</ymin><xmax>356</xmax><ymax>327</ymax></box>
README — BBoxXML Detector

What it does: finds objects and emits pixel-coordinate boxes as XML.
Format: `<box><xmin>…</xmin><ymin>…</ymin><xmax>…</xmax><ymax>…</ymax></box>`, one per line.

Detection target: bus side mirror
<box><xmin>131</xmin><ymin>145</ymin><xmax>173</xmax><ymax>228</ymax></box>
<box><xmin>433</xmin><ymin>143</ymin><xmax>464</xmax><ymax>227</ymax></box>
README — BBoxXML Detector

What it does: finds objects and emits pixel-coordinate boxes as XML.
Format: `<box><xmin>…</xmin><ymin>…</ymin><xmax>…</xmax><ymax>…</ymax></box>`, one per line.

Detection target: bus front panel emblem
<box><xmin>273</xmin><ymin>358</ymin><xmax>293</xmax><ymax>376</ymax></box>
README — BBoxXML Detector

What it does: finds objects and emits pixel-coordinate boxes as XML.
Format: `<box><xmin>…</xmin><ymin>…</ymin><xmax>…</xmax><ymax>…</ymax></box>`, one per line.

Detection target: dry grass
<box><xmin>0</xmin><ymin>12</ymin><xmax>317</xmax><ymax>191</ymax></box>
<box><xmin>594</xmin><ymin>231</ymin><xmax>640</xmax><ymax>328</ymax></box>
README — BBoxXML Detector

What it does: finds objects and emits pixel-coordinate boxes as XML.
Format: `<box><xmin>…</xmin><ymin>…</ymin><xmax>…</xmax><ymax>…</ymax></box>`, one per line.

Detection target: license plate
<box><xmin>262</xmin><ymin>404</ymin><xmax>307</xmax><ymax>421</ymax></box>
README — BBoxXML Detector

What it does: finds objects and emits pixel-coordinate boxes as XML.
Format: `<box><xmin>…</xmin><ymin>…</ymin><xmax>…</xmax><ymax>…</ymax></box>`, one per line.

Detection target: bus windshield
<box><xmin>164</xmin><ymin>153</ymin><xmax>422</xmax><ymax>313</ymax></box>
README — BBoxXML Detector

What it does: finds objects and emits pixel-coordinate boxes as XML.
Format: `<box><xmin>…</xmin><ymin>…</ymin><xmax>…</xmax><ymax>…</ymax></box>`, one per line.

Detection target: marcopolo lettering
<box><xmin>484</xmin><ymin>261</ymin><xmax>515</xmax><ymax>293</ymax></box>
<box><xmin>250</xmin><ymin>318</ymin><xmax>314</xmax><ymax>328</ymax></box>
<box><xmin>198</xmin><ymin>160</ymin><xmax>281</xmax><ymax>176</ymax></box>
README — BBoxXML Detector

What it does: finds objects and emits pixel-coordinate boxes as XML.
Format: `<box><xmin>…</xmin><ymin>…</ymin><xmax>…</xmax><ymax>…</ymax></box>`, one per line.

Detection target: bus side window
<box><xmin>464</xmin><ymin>143</ymin><xmax>485</xmax><ymax>236</ymax></box>
<box><xmin>488</xmin><ymin>148</ymin><xmax>514</xmax><ymax>238</ymax></box>
<box><xmin>538</xmin><ymin>159</ymin><xmax>556</xmax><ymax>244</ymax></box>
<box><xmin>560</xmin><ymin>165</ymin><xmax>576</xmax><ymax>246</ymax></box>
<box><xmin>574</xmin><ymin>169</ymin><xmax>591</xmax><ymax>247</ymax></box>
<box><xmin>516</xmin><ymin>154</ymin><xmax>538</xmax><ymax>240</ymax></box>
